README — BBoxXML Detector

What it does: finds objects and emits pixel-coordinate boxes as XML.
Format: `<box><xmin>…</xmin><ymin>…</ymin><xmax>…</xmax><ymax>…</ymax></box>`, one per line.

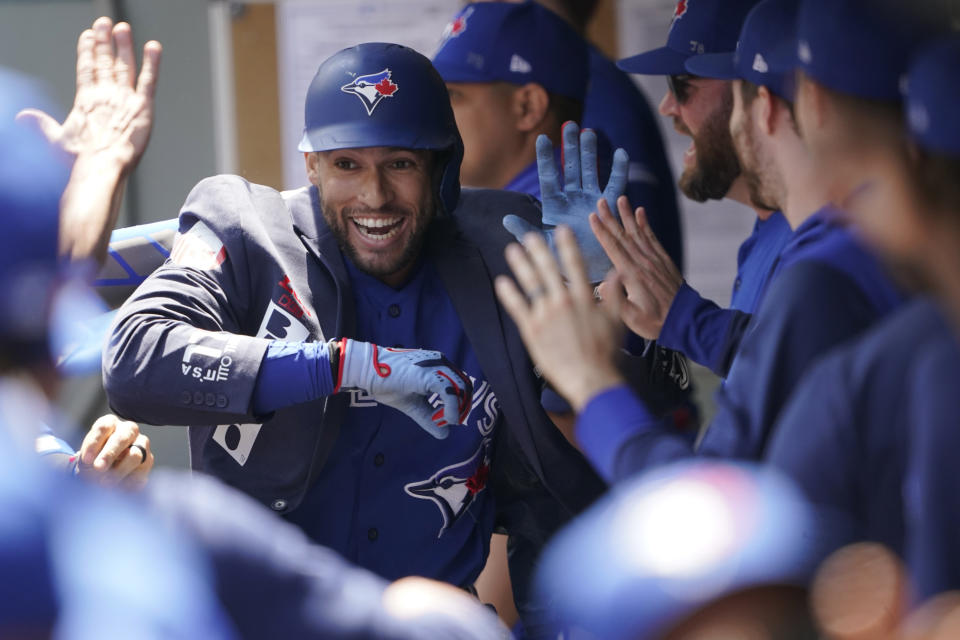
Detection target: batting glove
<box><xmin>333</xmin><ymin>339</ymin><xmax>473</xmax><ymax>439</ymax></box>
<box><xmin>503</xmin><ymin>121</ymin><xmax>629</xmax><ymax>283</ymax></box>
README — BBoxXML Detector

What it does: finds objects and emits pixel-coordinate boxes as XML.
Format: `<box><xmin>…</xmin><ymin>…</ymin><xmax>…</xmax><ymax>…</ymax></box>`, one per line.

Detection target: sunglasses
<box><xmin>667</xmin><ymin>74</ymin><xmax>695</xmax><ymax>104</ymax></box>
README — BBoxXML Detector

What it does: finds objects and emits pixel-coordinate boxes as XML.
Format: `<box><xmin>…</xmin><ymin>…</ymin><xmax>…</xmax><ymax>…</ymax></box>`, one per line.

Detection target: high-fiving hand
<box><xmin>495</xmin><ymin>226</ymin><xmax>626</xmax><ymax>413</ymax></box>
<box><xmin>503</xmin><ymin>122</ymin><xmax>629</xmax><ymax>283</ymax></box>
<box><xmin>592</xmin><ymin>196</ymin><xmax>684</xmax><ymax>340</ymax></box>
<box><xmin>335</xmin><ymin>339</ymin><xmax>474</xmax><ymax>439</ymax></box>
<box><xmin>17</xmin><ymin>17</ymin><xmax>160</xmax><ymax>173</ymax></box>
<box><xmin>17</xmin><ymin>17</ymin><xmax>161</xmax><ymax>264</ymax></box>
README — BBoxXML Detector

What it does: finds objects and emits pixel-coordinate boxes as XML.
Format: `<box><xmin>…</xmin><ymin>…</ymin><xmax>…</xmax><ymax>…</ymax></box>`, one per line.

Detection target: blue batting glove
<box><xmin>334</xmin><ymin>339</ymin><xmax>473</xmax><ymax>439</ymax></box>
<box><xmin>503</xmin><ymin>121</ymin><xmax>629</xmax><ymax>283</ymax></box>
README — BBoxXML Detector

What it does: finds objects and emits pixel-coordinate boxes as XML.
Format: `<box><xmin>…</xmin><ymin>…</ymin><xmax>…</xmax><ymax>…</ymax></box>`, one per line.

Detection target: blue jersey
<box><xmin>659</xmin><ymin>211</ymin><xmax>792</xmax><ymax>375</ymax></box>
<box><xmin>766</xmin><ymin>298</ymin><xmax>950</xmax><ymax>560</ymax></box>
<box><xmin>575</xmin><ymin>210</ymin><xmax>902</xmax><ymax>483</ymax></box>
<box><xmin>583</xmin><ymin>46</ymin><xmax>683</xmax><ymax>270</ymax></box>
<box><xmin>286</xmin><ymin>257</ymin><xmax>499</xmax><ymax>586</ymax></box>
<box><xmin>904</xmin><ymin>332</ymin><xmax>960</xmax><ymax>600</ymax></box>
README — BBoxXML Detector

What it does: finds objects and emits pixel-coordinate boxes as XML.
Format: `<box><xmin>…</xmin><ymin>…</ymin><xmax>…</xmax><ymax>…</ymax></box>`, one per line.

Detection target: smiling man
<box><xmin>612</xmin><ymin>0</ymin><xmax>795</xmax><ymax>377</ymax></box>
<box><xmin>103</xmin><ymin>42</ymin><xmax>605</xmax><ymax>612</ymax></box>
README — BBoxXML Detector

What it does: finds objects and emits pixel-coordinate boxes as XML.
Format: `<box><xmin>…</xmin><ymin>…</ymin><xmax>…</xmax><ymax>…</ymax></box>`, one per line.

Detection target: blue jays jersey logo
<box><xmin>404</xmin><ymin>439</ymin><xmax>492</xmax><ymax>538</ymax></box>
<box><xmin>341</xmin><ymin>69</ymin><xmax>398</xmax><ymax>116</ymax></box>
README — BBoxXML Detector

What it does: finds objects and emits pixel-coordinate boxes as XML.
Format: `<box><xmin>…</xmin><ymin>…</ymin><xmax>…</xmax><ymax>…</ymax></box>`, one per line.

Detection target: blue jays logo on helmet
<box><xmin>404</xmin><ymin>439</ymin><xmax>491</xmax><ymax>537</ymax></box>
<box><xmin>340</xmin><ymin>68</ymin><xmax>398</xmax><ymax>116</ymax></box>
<box><xmin>437</xmin><ymin>6</ymin><xmax>474</xmax><ymax>52</ymax></box>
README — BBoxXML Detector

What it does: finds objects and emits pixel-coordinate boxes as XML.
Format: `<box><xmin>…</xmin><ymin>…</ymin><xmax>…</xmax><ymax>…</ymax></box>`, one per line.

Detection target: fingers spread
<box><xmin>112</xmin><ymin>22</ymin><xmax>136</xmax><ymax>87</ymax></box>
<box><xmin>524</xmin><ymin>231</ymin><xmax>565</xmax><ymax>300</ymax></box>
<box><xmin>137</xmin><ymin>40</ymin><xmax>162</xmax><ymax>98</ymax></box>
<box><xmin>76</xmin><ymin>29</ymin><xmax>97</xmax><ymax>88</ymax></box>
<box><xmin>92</xmin><ymin>16</ymin><xmax>116</xmax><ymax>85</ymax></box>
<box><xmin>603</xmin><ymin>147</ymin><xmax>630</xmax><ymax>202</ymax></box>
<box><xmin>579</xmin><ymin>128</ymin><xmax>600</xmax><ymax>193</ymax></box>
<box><xmin>536</xmin><ymin>134</ymin><xmax>561</xmax><ymax>200</ymax></box>
<box><xmin>504</xmin><ymin>240</ymin><xmax>545</xmax><ymax>300</ymax></box>
<box><xmin>561</xmin><ymin>121</ymin><xmax>581</xmax><ymax>192</ymax></box>
<box><xmin>494</xmin><ymin>274</ymin><xmax>532</xmax><ymax>328</ymax></box>
<box><xmin>15</xmin><ymin>109</ymin><xmax>62</xmax><ymax>144</ymax></box>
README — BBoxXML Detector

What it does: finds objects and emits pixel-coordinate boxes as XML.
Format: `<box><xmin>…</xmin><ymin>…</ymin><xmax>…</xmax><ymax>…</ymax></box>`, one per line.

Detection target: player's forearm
<box><xmin>59</xmin><ymin>153</ymin><xmax>129</xmax><ymax>266</ymax></box>
<box><xmin>250</xmin><ymin>341</ymin><xmax>339</xmax><ymax>415</ymax></box>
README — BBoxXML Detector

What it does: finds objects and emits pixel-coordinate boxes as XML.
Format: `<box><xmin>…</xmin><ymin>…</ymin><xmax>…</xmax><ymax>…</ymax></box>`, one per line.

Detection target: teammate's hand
<box><xmin>502</xmin><ymin>121</ymin><xmax>628</xmax><ymax>284</ymax></box>
<box><xmin>77</xmin><ymin>414</ymin><xmax>154</xmax><ymax>489</ymax></box>
<box><xmin>16</xmin><ymin>17</ymin><xmax>161</xmax><ymax>265</ymax></box>
<box><xmin>16</xmin><ymin>17</ymin><xmax>160</xmax><ymax>171</ymax></box>
<box><xmin>495</xmin><ymin>226</ymin><xmax>626</xmax><ymax>413</ymax></box>
<box><xmin>334</xmin><ymin>340</ymin><xmax>473</xmax><ymax>439</ymax></box>
<box><xmin>592</xmin><ymin>196</ymin><xmax>683</xmax><ymax>340</ymax></box>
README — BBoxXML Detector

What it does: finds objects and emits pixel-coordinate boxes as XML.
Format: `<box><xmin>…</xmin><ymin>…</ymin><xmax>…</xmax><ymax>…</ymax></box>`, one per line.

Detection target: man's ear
<box><xmin>756</xmin><ymin>85</ymin><xmax>776</xmax><ymax>136</ymax></box>
<box><xmin>512</xmin><ymin>83</ymin><xmax>551</xmax><ymax>133</ymax></box>
<box><xmin>304</xmin><ymin>152</ymin><xmax>321</xmax><ymax>185</ymax></box>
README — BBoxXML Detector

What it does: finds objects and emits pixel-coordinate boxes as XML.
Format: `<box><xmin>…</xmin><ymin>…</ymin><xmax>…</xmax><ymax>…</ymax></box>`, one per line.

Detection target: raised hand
<box><xmin>495</xmin><ymin>226</ymin><xmax>625</xmax><ymax>413</ymax></box>
<box><xmin>16</xmin><ymin>17</ymin><xmax>162</xmax><ymax>265</ymax></box>
<box><xmin>592</xmin><ymin>196</ymin><xmax>683</xmax><ymax>339</ymax></box>
<box><xmin>17</xmin><ymin>17</ymin><xmax>160</xmax><ymax>168</ymax></box>
<box><xmin>503</xmin><ymin>121</ymin><xmax>629</xmax><ymax>283</ymax></box>
<box><xmin>334</xmin><ymin>339</ymin><xmax>473</xmax><ymax>439</ymax></box>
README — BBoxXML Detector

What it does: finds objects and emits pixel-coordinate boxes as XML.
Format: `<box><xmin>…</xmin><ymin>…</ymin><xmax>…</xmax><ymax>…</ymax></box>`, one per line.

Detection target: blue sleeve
<box><xmin>251</xmin><ymin>341</ymin><xmax>336</xmax><ymax>415</ymax></box>
<box><xmin>574</xmin><ymin>385</ymin><xmax>691</xmax><ymax>483</ymax></box>
<box><xmin>698</xmin><ymin>261</ymin><xmax>883</xmax><ymax>460</ymax></box>
<box><xmin>765</xmin><ymin>352</ymin><xmax>861</xmax><ymax>555</ymax></box>
<box><xmin>905</xmin><ymin>344</ymin><xmax>960</xmax><ymax>601</ymax></box>
<box><xmin>658</xmin><ymin>282</ymin><xmax>752</xmax><ymax>376</ymax></box>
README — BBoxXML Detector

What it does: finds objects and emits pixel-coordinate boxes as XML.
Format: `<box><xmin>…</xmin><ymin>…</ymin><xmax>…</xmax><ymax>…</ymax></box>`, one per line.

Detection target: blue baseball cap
<box><xmin>684</xmin><ymin>0</ymin><xmax>798</xmax><ymax>101</ymax></box>
<box><xmin>783</xmin><ymin>0</ymin><xmax>946</xmax><ymax>101</ymax></box>
<box><xmin>535</xmin><ymin>461</ymin><xmax>819</xmax><ymax>639</ymax></box>
<box><xmin>432</xmin><ymin>1</ymin><xmax>589</xmax><ymax>102</ymax></box>
<box><xmin>617</xmin><ymin>0</ymin><xmax>760</xmax><ymax>76</ymax></box>
<box><xmin>906</xmin><ymin>38</ymin><xmax>960</xmax><ymax>156</ymax></box>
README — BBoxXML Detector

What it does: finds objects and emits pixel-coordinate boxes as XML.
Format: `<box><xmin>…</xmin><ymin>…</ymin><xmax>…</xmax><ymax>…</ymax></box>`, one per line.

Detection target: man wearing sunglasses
<box><xmin>613</xmin><ymin>0</ymin><xmax>793</xmax><ymax>378</ymax></box>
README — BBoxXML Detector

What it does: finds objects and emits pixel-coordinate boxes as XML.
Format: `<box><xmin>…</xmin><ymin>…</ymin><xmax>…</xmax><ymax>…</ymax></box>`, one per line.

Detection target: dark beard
<box><xmin>678</xmin><ymin>92</ymin><xmax>742</xmax><ymax>203</ymax></box>
<box><xmin>321</xmin><ymin>197</ymin><xmax>436</xmax><ymax>282</ymax></box>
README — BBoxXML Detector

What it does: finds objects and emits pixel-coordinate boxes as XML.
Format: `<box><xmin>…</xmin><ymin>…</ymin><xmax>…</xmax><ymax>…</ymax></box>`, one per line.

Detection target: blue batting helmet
<box><xmin>298</xmin><ymin>42</ymin><xmax>464</xmax><ymax>216</ymax></box>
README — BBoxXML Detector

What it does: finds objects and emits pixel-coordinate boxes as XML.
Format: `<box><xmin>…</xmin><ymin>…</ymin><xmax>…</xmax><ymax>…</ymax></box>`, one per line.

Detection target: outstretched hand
<box><xmin>592</xmin><ymin>196</ymin><xmax>683</xmax><ymax>339</ymax></box>
<box><xmin>17</xmin><ymin>17</ymin><xmax>162</xmax><ymax>265</ymax></box>
<box><xmin>495</xmin><ymin>226</ymin><xmax>625</xmax><ymax>413</ymax></box>
<box><xmin>503</xmin><ymin>122</ymin><xmax>629</xmax><ymax>283</ymax></box>
<box><xmin>17</xmin><ymin>17</ymin><xmax>160</xmax><ymax>170</ymax></box>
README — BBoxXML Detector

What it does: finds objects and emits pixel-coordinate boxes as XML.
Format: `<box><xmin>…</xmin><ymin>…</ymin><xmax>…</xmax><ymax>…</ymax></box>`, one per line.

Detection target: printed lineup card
<box><xmin>276</xmin><ymin>0</ymin><xmax>460</xmax><ymax>190</ymax></box>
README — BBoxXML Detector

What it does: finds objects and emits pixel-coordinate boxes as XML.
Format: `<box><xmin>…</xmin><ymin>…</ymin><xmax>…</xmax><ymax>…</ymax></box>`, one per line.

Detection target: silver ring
<box><xmin>527</xmin><ymin>285</ymin><xmax>547</xmax><ymax>302</ymax></box>
<box><xmin>130</xmin><ymin>443</ymin><xmax>148</xmax><ymax>465</ymax></box>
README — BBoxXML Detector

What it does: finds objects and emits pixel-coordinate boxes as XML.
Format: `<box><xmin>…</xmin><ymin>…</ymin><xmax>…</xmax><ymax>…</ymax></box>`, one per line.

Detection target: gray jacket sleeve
<box><xmin>103</xmin><ymin>175</ymin><xmax>272</xmax><ymax>425</ymax></box>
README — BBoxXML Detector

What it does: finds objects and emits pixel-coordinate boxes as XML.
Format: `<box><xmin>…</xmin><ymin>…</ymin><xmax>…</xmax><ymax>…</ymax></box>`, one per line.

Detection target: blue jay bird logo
<box><xmin>341</xmin><ymin>69</ymin><xmax>398</xmax><ymax>115</ymax></box>
<box><xmin>404</xmin><ymin>439</ymin><xmax>491</xmax><ymax>537</ymax></box>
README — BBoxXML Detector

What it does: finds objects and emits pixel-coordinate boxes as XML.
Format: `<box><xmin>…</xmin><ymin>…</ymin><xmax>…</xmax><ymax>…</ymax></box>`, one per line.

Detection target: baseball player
<box><xmin>7</xmin><ymin>16</ymin><xmax>160</xmax><ymax>487</ymax></box>
<box><xmin>102</xmin><ymin>41</ymin><xmax>607</xmax><ymax>620</ymax></box>
<box><xmin>495</xmin><ymin>0</ymin><xmax>906</xmax><ymax>483</ymax></box>
<box><xmin>767</xmin><ymin>32</ymin><xmax>960</xmax><ymax>601</ymax></box>
<box><xmin>433</xmin><ymin>0</ymin><xmax>683</xmax><ymax>271</ymax></box>
<box><xmin>610</xmin><ymin>0</ymin><xmax>795</xmax><ymax>378</ymax></box>
<box><xmin>0</xmin><ymin>46</ymin><xmax>507</xmax><ymax>640</ymax></box>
